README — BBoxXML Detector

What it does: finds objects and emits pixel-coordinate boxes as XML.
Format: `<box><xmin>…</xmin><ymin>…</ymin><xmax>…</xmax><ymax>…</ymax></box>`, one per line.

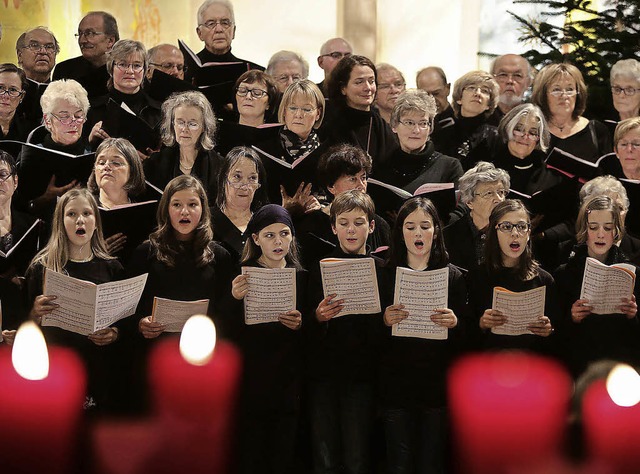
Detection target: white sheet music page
<box><xmin>580</xmin><ymin>257</ymin><xmax>636</xmax><ymax>314</ymax></box>
<box><xmin>491</xmin><ymin>286</ymin><xmax>546</xmax><ymax>336</ymax></box>
<box><xmin>242</xmin><ymin>266</ymin><xmax>296</xmax><ymax>325</ymax></box>
<box><xmin>320</xmin><ymin>258</ymin><xmax>381</xmax><ymax>317</ymax></box>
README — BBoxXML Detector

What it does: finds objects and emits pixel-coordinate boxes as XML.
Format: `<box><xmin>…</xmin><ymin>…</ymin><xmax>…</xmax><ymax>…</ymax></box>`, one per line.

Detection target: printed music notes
<box><xmin>320</xmin><ymin>258</ymin><xmax>380</xmax><ymax>317</ymax></box>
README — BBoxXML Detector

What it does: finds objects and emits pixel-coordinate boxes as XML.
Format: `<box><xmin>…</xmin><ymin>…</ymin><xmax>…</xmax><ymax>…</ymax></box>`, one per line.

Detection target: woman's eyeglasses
<box><xmin>496</xmin><ymin>221</ymin><xmax>531</xmax><ymax>234</ymax></box>
<box><xmin>236</xmin><ymin>87</ymin><xmax>268</xmax><ymax>99</ymax></box>
<box><xmin>50</xmin><ymin>113</ymin><xmax>87</xmax><ymax>125</ymax></box>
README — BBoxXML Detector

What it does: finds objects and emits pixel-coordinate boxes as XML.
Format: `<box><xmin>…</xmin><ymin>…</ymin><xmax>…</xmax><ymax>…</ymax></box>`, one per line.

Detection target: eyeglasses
<box><xmin>611</xmin><ymin>86</ymin><xmax>640</xmax><ymax>96</ymax></box>
<box><xmin>0</xmin><ymin>86</ymin><xmax>25</xmax><ymax>98</ymax></box>
<box><xmin>75</xmin><ymin>30</ymin><xmax>105</xmax><ymax>39</ymax></box>
<box><xmin>199</xmin><ymin>19</ymin><xmax>233</xmax><ymax>30</ymax></box>
<box><xmin>115</xmin><ymin>62</ymin><xmax>144</xmax><ymax>73</ymax></box>
<box><xmin>617</xmin><ymin>141</ymin><xmax>640</xmax><ymax>151</ymax></box>
<box><xmin>275</xmin><ymin>74</ymin><xmax>302</xmax><ymax>84</ymax></box>
<box><xmin>378</xmin><ymin>81</ymin><xmax>406</xmax><ymax>91</ymax></box>
<box><xmin>286</xmin><ymin>106</ymin><xmax>317</xmax><ymax>116</ymax></box>
<box><xmin>549</xmin><ymin>88</ymin><xmax>578</xmax><ymax>97</ymax></box>
<box><xmin>174</xmin><ymin>119</ymin><xmax>201</xmax><ymax>130</ymax></box>
<box><xmin>150</xmin><ymin>62</ymin><xmax>187</xmax><ymax>73</ymax></box>
<box><xmin>320</xmin><ymin>51</ymin><xmax>351</xmax><ymax>60</ymax></box>
<box><xmin>23</xmin><ymin>42</ymin><xmax>57</xmax><ymax>53</ymax></box>
<box><xmin>236</xmin><ymin>86</ymin><xmax>268</xmax><ymax>99</ymax></box>
<box><xmin>463</xmin><ymin>85</ymin><xmax>492</xmax><ymax>95</ymax></box>
<box><xmin>493</xmin><ymin>72</ymin><xmax>526</xmax><ymax>82</ymax></box>
<box><xmin>475</xmin><ymin>189</ymin><xmax>509</xmax><ymax>200</ymax></box>
<box><xmin>227</xmin><ymin>177</ymin><xmax>261</xmax><ymax>190</ymax></box>
<box><xmin>50</xmin><ymin>112</ymin><xmax>87</xmax><ymax>125</ymax></box>
<box><xmin>398</xmin><ymin>119</ymin><xmax>431</xmax><ymax>129</ymax></box>
<box><xmin>512</xmin><ymin>128</ymin><xmax>540</xmax><ymax>141</ymax></box>
<box><xmin>0</xmin><ymin>171</ymin><xmax>14</xmax><ymax>182</ymax></box>
<box><xmin>95</xmin><ymin>158</ymin><xmax>127</xmax><ymax>169</ymax></box>
<box><xmin>496</xmin><ymin>221</ymin><xmax>531</xmax><ymax>234</ymax></box>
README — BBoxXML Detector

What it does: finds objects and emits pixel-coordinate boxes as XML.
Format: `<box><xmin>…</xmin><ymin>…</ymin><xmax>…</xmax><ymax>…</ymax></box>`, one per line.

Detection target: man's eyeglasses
<box><xmin>378</xmin><ymin>82</ymin><xmax>406</xmax><ymax>91</ymax></box>
<box><xmin>50</xmin><ymin>113</ymin><xmax>87</xmax><ymax>125</ymax></box>
<box><xmin>115</xmin><ymin>62</ymin><xmax>144</xmax><ymax>73</ymax></box>
<box><xmin>150</xmin><ymin>62</ymin><xmax>187</xmax><ymax>73</ymax></box>
<box><xmin>0</xmin><ymin>86</ymin><xmax>25</xmax><ymax>98</ymax></box>
<box><xmin>286</xmin><ymin>106</ymin><xmax>317</xmax><ymax>116</ymax></box>
<box><xmin>199</xmin><ymin>19</ymin><xmax>233</xmax><ymax>30</ymax></box>
<box><xmin>494</xmin><ymin>72</ymin><xmax>526</xmax><ymax>82</ymax></box>
<box><xmin>398</xmin><ymin>119</ymin><xmax>431</xmax><ymax>129</ymax></box>
<box><xmin>549</xmin><ymin>88</ymin><xmax>578</xmax><ymax>97</ymax></box>
<box><xmin>75</xmin><ymin>30</ymin><xmax>105</xmax><ymax>39</ymax></box>
<box><xmin>23</xmin><ymin>42</ymin><xmax>57</xmax><ymax>53</ymax></box>
<box><xmin>496</xmin><ymin>221</ymin><xmax>531</xmax><ymax>234</ymax></box>
<box><xmin>275</xmin><ymin>74</ymin><xmax>302</xmax><ymax>84</ymax></box>
<box><xmin>475</xmin><ymin>189</ymin><xmax>509</xmax><ymax>200</ymax></box>
<box><xmin>611</xmin><ymin>86</ymin><xmax>640</xmax><ymax>96</ymax></box>
<box><xmin>320</xmin><ymin>51</ymin><xmax>351</xmax><ymax>60</ymax></box>
<box><xmin>236</xmin><ymin>87</ymin><xmax>268</xmax><ymax>99</ymax></box>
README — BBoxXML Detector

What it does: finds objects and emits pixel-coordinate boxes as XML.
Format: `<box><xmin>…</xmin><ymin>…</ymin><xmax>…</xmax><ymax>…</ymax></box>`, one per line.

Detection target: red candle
<box><xmin>0</xmin><ymin>322</ymin><xmax>86</xmax><ymax>474</ymax></box>
<box><xmin>147</xmin><ymin>316</ymin><xmax>242</xmax><ymax>474</ymax></box>
<box><xmin>449</xmin><ymin>352</ymin><xmax>571</xmax><ymax>474</ymax></box>
<box><xmin>582</xmin><ymin>364</ymin><xmax>640</xmax><ymax>474</ymax></box>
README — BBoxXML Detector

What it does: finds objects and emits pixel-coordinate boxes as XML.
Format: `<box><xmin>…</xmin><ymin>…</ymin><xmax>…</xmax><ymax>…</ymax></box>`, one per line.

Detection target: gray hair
<box><xmin>390</xmin><ymin>89</ymin><xmax>437</xmax><ymax>128</ymax></box>
<box><xmin>16</xmin><ymin>27</ymin><xmax>60</xmax><ymax>55</ymax></box>
<box><xmin>451</xmin><ymin>70</ymin><xmax>500</xmax><ymax>118</ymax></box>
<box><xmin>106</xmin><ymin>39</ymin><xmax>147</xmax><ymax>88</ymax></box>
<box><xmin>498</xmin><ymin>103</ymin><xmax>551</xmax><ymax>152</ymax></box>
<box><xmin>610</xmin><ymin>58</ymin><xmax>640</xmax><ymax>84</ymax></box>
<box><xmin>197</xmin><ymin>0</ymin><xmax>235</xmax><ymax>24</ymax></box>
<box><xmin>266</xmin><ymin>50</ymin><xmax>309</xmax><ymax>79</ymax></box>
<box><xmin>458</xmin><ymin>161</ymin><xmax>511</xmax><ymax>205</ymax></box>
<box><xmin>377</xmin><ymin>63</ymin><xmax>405</xmax><ymax>83</ymax></box>
<box><xmin>88</xmin><ymin>138</ymin><xmax>146</xmax><ymax>197</ymax></box>
<box><xmin>490</xmin><ymin>54</ymin><xmax>535</xmax><ymax>81</ymax></box>
<box><xmin>40</xmin><ymin>79</ymin><xmax>90</xmax><ymax>115</ymax></box>
<box><xmin>579</xmin><ymin>175</ymin><xmax>630</xmax><ymax>211</ymax></box>
<box><xmin>160</xmin><ymin>91</ymin><xmax>217</xmax><ymax>150</ymax></box>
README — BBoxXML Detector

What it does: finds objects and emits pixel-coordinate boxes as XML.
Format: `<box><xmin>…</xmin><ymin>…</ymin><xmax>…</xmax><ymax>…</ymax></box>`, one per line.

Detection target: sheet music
<box><xmin>152</xmin><ymin>297</ymin><xmax>210</xmax><ymax>333</ymax></box>
<box><xmin>43</xmin><ymin>270</ymin><xmax>147</xmax><ymax>335</ymax></box>
<box><xmin>320</xmin><ymin>258</ymin><xmax>381</xmax><ymax>317</ymax></box>
<box><xmin>580</xmin><ymin>257</ymin><xmax>636</xmax><ymax>314</ymax></box>
<box><xmin>413</xmin><ymin>182</ymin><xmax>454</xmax><ymax>196</ymax></box>
<box><xmin>367</xmin><ymin>178</ymin><xmax>412</xmax><ymax>199</ymax></box>
<box><xmin>242</xmin><ymin>267</ymin><xmax>296</xmax><ymax>325</ymax></box>
<box><xmin>491</xmin><ymin>286</ymin><xmax>546</xmax><ymax>336</ymax></box>
<box><xmin>392</xmin><ymin>266</ymin><xmax>449</xmax><ymax>340</ymax></box>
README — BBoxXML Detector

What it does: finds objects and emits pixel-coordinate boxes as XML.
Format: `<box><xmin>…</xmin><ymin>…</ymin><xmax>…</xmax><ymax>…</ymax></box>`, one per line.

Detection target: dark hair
<box><xmin>0</xmin><ymin>150</ymin><xmax>18</xmax><ymax>175</ymax></box>
<box><xmin>484</xmin><ymin>199</ymin><xmax>539</xmax><ymax>280</ymax></box>
<box><xmin>326</xmin><ymin>55</ymin><xmax>377</xmax><ymax>107</ymax></box>
<box><xmin>234</xmin><ymin>70</ymin><xmax>279</xmax><ymax>113</ymax></box>
<box><xmin>330</xmin><ymin>189</ymin><xmax>375</xmax><ymax>225</ymax></box>
<box><xmin>317</xmin><ymin>143</ymin><xmax>372</xmax><ymax>189</ymax></box>
<box><xmin>387</xmin><ymin>197</ymin><xmax>449</xmax><ymax>269</ymax></box>
<box><xmin>215</xmin><ymin>146</ymin><xmax>268</xmax><ymax>211</ymax></box>
<box><xmin>88</xmin><ymin>138</ymin><xmax>146</xmax><ymax>197</ymax></box>
<box><xmin>0</xmin><ymin>63</ymin><xmax>28</xmax><ymax>90</ymax></box>
<box><xmin>149</xmin><ymin>175</ymin><xmax>215</xmax><ymax>268</ymax></box>
<box><xmin>90</xmin><ymin>11</ymin><xmax>120</xmax><ymax>42</ymax></box>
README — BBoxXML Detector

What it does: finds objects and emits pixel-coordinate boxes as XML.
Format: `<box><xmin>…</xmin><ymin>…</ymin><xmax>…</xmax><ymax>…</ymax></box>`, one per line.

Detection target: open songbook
<box><xmin>545</xmin><ymin>147</ymin><xmax>608</xmax><ymax>182</ymax></box>
<box><xmin>42</xmin><ymin>270</ymin><xmax>148</xmax><ymax>335</ymax></box>
<box><xmin>320</xmin><ymin>258</ymin><xmax>380</xmax><ymax>317</ymax></box>
<box><xmin>580</xmin><ymin>257</ymin><xmax>636</xmax><ymax>314</ymax></box>
<box><xmin>392</xmin><ymin>266</ymin><xmax>449</xmax><ymax>340</ymax></box>
<box><xmin>152</xmin><ymin>297</ymin><xmax>209</xmax><ymax>333</ymax></box>
<box><xmin>491</xmin><ymin>286</ymin><xmax>546</xmax><ymax>336</ymax></box>
<box><xmin>102</xmin><ymin>99</ymin><xmax>159</xmax><ymax>152</ymax></box>
<box><xmin>0</xmin><ymin>219</ymin><xmax>40</xmax><ymax>259</ymax></box>
<box><xmin>241</xmin><ymin>266</ymin><xmax>296</xmax><ymax>325</ymax></box>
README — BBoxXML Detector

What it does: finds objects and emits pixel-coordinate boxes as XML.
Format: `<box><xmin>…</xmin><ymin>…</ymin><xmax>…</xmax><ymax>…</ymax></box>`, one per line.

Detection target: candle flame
<box><xmin>180</xmin><ymin>315</ymin><xmax>216</xmax><ymax>366</ymax></box>
<box><xmin>12</xmin><ymin>321</ymin><xmax>49</xmax><ymax>380</ymax></box>
<box><xmin>606</xmin><ymin>363</ymin><xmax>640</xmax><ymax>407</ymax></box>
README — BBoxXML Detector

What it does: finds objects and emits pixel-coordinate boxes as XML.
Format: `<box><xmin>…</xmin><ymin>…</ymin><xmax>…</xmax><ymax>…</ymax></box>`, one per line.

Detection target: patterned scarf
<box><xmin>280</xmin><ymin>127</ymin><xmax>320</xmax><ymax>161</ymax></box>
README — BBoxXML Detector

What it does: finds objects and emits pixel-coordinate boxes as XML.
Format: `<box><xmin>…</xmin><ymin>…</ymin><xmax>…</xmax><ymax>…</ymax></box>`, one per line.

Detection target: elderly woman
<box><xmin>144</xmin><ymin>91</ymin><xmax>222</xmax><ymax>200</ymax></box>
<box><xmin>432</xmin><ymin>70</ymin><xmax>500</xmax><ymax>171</ymax></box>
<box><xmin>531</xmin><ymin>63</ymin><xmax>611</xmax><ymax>164</ymax></box>
<box><xmin>598</xmin><ymin>117</ymin><xmax>640</xmax><ymax>181</ymax></box>
<box><xmin>377</xmin><ymin>89</ymin><xmax>462</xmax><ymax>193</ymax></box>
<box><xmin>609</xmin><ymin>59</ymin><xmax>640</xmax><ymax>127</ymax></box>
<box><xmin>320</xmin><ymin>55</ymin><xmax>396</xmax><ymax>166</ymax></box>
<box><xmin>254</xmin><ymin>79</ymin><xmax>327</xmax><ymax>211</ymax></box>
<box><xmin>212</xmin><ymin>146</ymin><xmax>269</xmax><ymax>261</ymax></box>
<box><xmin>87</xmin><ymin>39</ymin><xmax>162</xmax><ymax>151</ymax></box>
<box><xmin>0</xmin><ymin>63</ymin><xmax>34</xmax><ymax>142</ymax></box>
<box><xmin>17</xmin><ymin>79</ymin><xmax>91</xmax><ymax>218</ymax></box>
<box><xmin>443</xmin><ymin>161</ymin><xmax>510</xmax><ymax>271</ymax></box>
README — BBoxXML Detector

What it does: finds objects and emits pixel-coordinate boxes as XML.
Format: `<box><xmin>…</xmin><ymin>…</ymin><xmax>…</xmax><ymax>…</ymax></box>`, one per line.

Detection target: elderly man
<box><xmin>417</xmin><ymin>66</ymin><xmax>455</xmax><ymax>153</ymax></box>
<box><xmin>375</xmin><ymin>63</ymin><xmax>405</xmax><ymax>123</ymax></box>
<box><xmin>146</xmin><ymin>43</ymin><xmax>185</xmax><ymax>80</ymax></box>
<box><xmin>195</xmin><ymin>0</ymin><xmax>263</xmax><ymax>69</ymax></box>
<box><xmin>488</xmin><ymin>53</ymin><xmax>534</xmax><ymax>125</ymax></box>
<box><xmin>316</xmin><ymin>37</ymin><xmax>352</xmax><ymax>94</ymax></box>
<box><xmin>53</xmin><ymin>11</ymin><xmax>119</xmax><ymax>98</ymax></box>
<box><xmin>266</xmin><ymin>50</ymin><xmax>308</xmax><ymax>93</ymax></box>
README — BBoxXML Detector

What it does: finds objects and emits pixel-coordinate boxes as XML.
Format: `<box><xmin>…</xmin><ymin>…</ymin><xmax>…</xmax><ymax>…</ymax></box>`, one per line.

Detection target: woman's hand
<box><xmin>571</xmin><ymin>299</ymin><xmax>593</xmax><ymax>323</ymax></box>
<box><xmin>315</xmin><ymin>293</ymin><xmax>344</xmax><ymax>322</ymax></box>
<box><xmin>40</xmin><ymin>175</ymin><xmax>78</xmax><ymax>203</ymax></box>
<box><xmin>479</xmin><ymin>309</ymin><xmax>507</xmax><ymax>329</ymax></box>
<box><xmin>383</xmin><ymin>304</ymin><xmax>408</xmax><ymax>327</ymax></box>
<box><xmin>29</xmin><ymin>295</ymin><xmax>59</xmax><ymax>323</ymax></box>
<box><xmin>89</xmin><ymin>120</ymin><xmax>110</xmax><ymax>144</ymax></box>
<box><xmin>231</xmin><ymin>274</ymin><xmax>249</xmax><ymax>300</ymax></box>
<box><xmin>281</xmin><ymin>183</ymin><xmax>321</xmax><ymax>216</ymax></box>
<box><xmin>2</xmin><ymin>330</ymin><xmax>16</xmax><ymax>346</ymax></box>
<box><xmin>431</xmin><ymin>308</ymin><xmax>457</xmax><ymax>328</ymax></box>
<box><xmin>88</xmin><ymin>327</ymin><xmax>118</xmax><ymax>346</ymax></box>
<box><xmin>528</xmin><ymin>316</ymin><xmax>553</xmax><ymax>337</ymax></box>
<box><xmin>139</xmin><ymin>316</ymin><xmax>165</xmax><ymax>339</ymax></box>
<box><xmin>105</xmin><ymin>233</ymin><xmax>127</xmax><ymax>255</ymax></box>
<box><xmin>620</xmin><ymin>294</ymin><xmax>637</xmax><ymax>319</ymax></box>
<box><xmin>279</xmin><ymin>310</ymin><xmax>302</xmax><ymax>330</ymax></box>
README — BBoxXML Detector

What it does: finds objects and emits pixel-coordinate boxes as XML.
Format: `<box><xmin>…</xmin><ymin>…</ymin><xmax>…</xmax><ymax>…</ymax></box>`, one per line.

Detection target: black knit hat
<box><xmin>246</xmin><ymin>204</ymin><xmax>295</xmax><ymax>236</ymax></box>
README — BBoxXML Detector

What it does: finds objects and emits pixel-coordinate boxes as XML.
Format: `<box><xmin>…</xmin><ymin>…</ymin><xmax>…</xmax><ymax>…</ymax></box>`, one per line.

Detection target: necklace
<box><xmin>69</xmin><ymin>253</ymin><xmax>94</xmax><ymax>263</ymax></box>
<box><xmin>550</xmin><ymin>118</ymin><xmax>575</xmax><ymax>133</ymax></box>
<box><xmin>180</xmin><ymin>163</ymin><xmax>194</xmax><ymax>173</ymax></box>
